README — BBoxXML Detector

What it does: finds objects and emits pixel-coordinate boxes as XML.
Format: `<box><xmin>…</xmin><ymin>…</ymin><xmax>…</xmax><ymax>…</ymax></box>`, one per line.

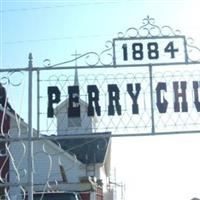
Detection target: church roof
<box><xmin>52</xmin><ymin>132</ymin><xmax>111</xmax><ymax>164</ymax></box>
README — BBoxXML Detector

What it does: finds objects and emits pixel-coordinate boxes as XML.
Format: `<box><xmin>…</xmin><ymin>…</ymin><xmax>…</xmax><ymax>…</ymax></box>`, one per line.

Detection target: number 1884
<box><xmin>122</xmin><ymin>41</ymin><xmax>179</xmax><ymax>61</ymax></box>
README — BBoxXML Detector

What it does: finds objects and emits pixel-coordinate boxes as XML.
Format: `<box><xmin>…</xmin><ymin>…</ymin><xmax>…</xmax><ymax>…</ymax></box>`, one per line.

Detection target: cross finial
<box><xmin>71</xmin><ymin>50</ymin><xmax>81</xmax><ymax>86</ymax></box>
<box><xmin>71</xmin><ymin>50</ymin><xmax>81</xmax><ymax>67</ymax></box>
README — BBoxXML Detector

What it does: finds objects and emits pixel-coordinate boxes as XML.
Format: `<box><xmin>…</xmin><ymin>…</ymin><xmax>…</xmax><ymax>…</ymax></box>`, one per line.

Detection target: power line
<box><xmin>0</xmin><ymin>4</ymin><xmax>69</xmax><ymax>13</ymax></box>
<box><xmin>0</xmin><ymin>0</ymin><xmax>185</xmax><ymax>13</ymax></box>
<box><xmin>3</xmin><ymin>33</ymin><xmax>113</xmax><ymax>45</ymax></box>
<box><xmin>0</xmin><ymin>1</ymin><xmax>127</xmax><ymax>13</ymax></box>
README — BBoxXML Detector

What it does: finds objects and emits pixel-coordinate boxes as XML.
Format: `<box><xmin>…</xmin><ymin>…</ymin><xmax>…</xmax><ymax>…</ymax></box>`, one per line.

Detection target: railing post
<box><xmin>28</xmin><ymin>53</ymin><xmax>33</xmax><ymax>200</ymax></box>
<box><xmin>149</xmin><ymin>65</ymin><xmax>155</xmax><ymax>134</ymax></box>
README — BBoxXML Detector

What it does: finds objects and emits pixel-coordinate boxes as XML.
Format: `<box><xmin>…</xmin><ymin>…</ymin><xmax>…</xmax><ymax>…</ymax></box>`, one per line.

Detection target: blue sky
<box><xmin>1</xmin><ymin>1</ymin><xmax>200</xmax><ymax>200</ymax></box>
<box><xmin>2</xmin><ymin>0</ymin><xmax>200</xmax><ymax>68</ymax></box>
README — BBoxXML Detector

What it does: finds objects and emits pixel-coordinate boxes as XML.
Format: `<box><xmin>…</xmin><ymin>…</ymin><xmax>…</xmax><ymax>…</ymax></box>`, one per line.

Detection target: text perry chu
<box><xmin>47</xmin><ymin>81</ymin><xmax>200</xmax><ymax>118</ymax></box>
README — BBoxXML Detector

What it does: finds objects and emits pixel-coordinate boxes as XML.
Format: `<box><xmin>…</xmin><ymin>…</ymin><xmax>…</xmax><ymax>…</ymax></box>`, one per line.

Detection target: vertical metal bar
<box><xmin>37</xmin><ymin>70</ymin><xmax>40</xmax><ymax>137</ymax></box>
<box><xmin>112</xmin><ymin>39</ymin><xmax>116</xmax><ymax>66</ymax></box>
<box><xmin>149</xmin><ymin>65</ymin><xmax>155</xmax><ymax>134</ymax></box>
<box><xmin>183</xmin><ymin>36</ymin><xmax>189</xmax><ymax>64</ymax></box>
<box><xmin>114</xmin><ymin>167</ymin><xmax>117</xmax><ymax>200</ymax></box>
<box><xmin>28</xmin><ymin>53</ymin><xmax>33</xmax><ymax>200</ymax></box>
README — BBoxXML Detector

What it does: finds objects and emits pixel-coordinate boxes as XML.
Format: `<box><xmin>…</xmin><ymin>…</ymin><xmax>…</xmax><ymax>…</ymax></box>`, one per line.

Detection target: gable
<box><xmin>55</xmin><ymin>98</ymin><xmax>88</xmax><ymax>116</ymax></box>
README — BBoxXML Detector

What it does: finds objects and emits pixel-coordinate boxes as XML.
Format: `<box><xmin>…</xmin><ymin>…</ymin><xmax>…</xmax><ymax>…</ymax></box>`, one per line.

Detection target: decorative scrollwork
<box><xmin>161</xmin><ymin>26</ymin><xmax>181</xmax><ymax>36</ymax></box>
<box><xmin>41</xmin><ymin>16</ymin><xmax>200</xmax><ymax>68</ymax></box>
<box><xmin>43</xmin><ymin>52</ymin><xmax>101</xmax><ymax>68</ymax></box>
<box><xmin>139</xmin><ymin>16</ymin><xmax>161</xmax><ymax>37</ymax></box>
<box><xmin>0</xmin><ymin>71</ymin><xmax>24</xmax><ymax>87</ymax></box>
<box><xmin>117</xmin><ymin>15</ymin><xmax>182</xmax><ymax>38</ymax></box>
<box><xmin>84</xmin><ymin>52</ymin><xmax>100</xmax><ymax>66</ymax></box>
<box><xmin>99</xmin><ymin>40</ymin><xmax>113</xmax><ymax>65</ymax></box>
<box><xmin>43</xmin><ymin>59</ymin><xmax>51</xmax><ymax>67</ymax></box>
<box><xmin>186</xmin><ymin>37</ymin><xmax>200</xmax><ymax>62</ymax></box>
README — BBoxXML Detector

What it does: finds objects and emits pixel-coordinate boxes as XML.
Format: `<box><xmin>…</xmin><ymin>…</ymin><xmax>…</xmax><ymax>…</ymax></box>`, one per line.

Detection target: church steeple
<box><xmin>72</xmin><ymin>50</ymin><xmax>80</xmax><ymax>86</ymax></box>
<box><xmin>74</xmin><ymin>66</ymin><xmax>79</xmax><ymax>86</ymax></box>
<box><xmin>55</xmin><ymin>51</ymin><xmax>96</xmax><ymax>135</ymax></box>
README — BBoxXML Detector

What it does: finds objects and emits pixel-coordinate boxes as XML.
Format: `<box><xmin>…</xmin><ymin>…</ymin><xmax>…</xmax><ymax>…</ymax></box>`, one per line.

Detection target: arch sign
<box><xmin>39</xmin><ymin>16</ymin><xmax>200</xmax><ymax>136</ymax></box>
<box><xmin>113</xmin><ymin>36</ymin><xmax>187</xmax><ymax>66</ymax></box>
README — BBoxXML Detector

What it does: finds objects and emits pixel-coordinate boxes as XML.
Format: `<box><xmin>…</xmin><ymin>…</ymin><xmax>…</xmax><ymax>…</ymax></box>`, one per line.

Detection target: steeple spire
<box><xmin>71</xmin><ymin>50</ymin><xmax>81</xmax><ymax>86</ymax></box>
<box><xmin>74</xmin><ymin>66</ymin><xmax>79</xmax><ymax>86</ymax></box>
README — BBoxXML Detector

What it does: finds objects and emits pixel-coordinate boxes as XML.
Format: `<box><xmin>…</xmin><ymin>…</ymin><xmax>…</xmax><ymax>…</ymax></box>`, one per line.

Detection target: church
<box><xmin>0</xmin><ymin>68</ymin><xmax>114</xmax><ymax>200</ymax></box>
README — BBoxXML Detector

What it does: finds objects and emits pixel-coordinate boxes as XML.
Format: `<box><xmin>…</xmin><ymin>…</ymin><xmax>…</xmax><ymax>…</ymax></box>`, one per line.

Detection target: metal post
<box><xmin>149</xmin><ymin>65</ymin><xmax>155</xmax><ymax>134</ymax></box>
<box><xmin>37</xmin><ymin>70</ymin><xmax>40</xmax><ymax>137</ymax></box>
<box><xmin>28</xmin><ymin>53</ymin><xmax>33</xmax><ymax>200</ymax></box>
